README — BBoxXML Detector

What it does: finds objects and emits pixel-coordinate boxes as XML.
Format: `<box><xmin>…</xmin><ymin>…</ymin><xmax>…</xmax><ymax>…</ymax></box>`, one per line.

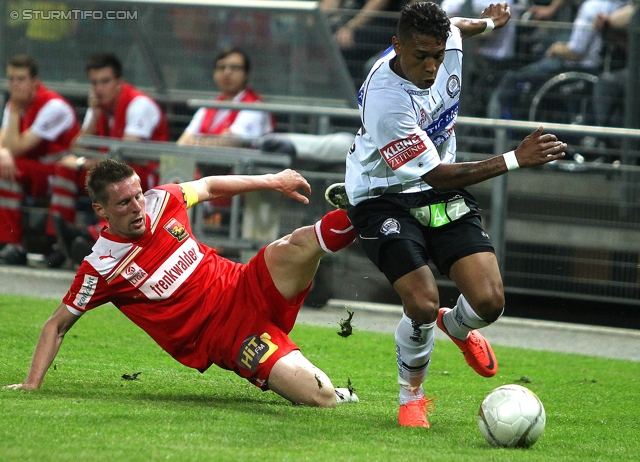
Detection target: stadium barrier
<box><xmin>4</xmin><ymin>0</ymin><xmax>640</xmax><ymax>306</ymax></box>
<box><xmin>77</xmin><ymin>109</ymin><xmax>640</xmax><ymax>306</ymax></box>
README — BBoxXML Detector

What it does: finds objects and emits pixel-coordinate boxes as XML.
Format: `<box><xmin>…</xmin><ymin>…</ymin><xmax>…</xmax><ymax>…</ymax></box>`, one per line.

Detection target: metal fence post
<box><xmin>622</xmin><ymin>6</ymin><xmax>640</xmax><ymax>216</ymax></box>
<box><xmin>490</xmin><ymin>128</ymin><xmax>509</xmax><ymax>271</ymax></box>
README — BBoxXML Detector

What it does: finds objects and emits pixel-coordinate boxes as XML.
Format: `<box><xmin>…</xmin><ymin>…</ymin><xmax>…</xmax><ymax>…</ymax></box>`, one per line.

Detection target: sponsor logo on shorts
<box><xmin>410</xmin><ymin>198</ymin><xmax>470</xmax><ymax>227</ymax></box>
<box><xmin>380</xmin><ymin>218</ymin><xmax>401</xmax><ymax>235</ymax></box>
<box><xmin>164</xmin><ymin>218</ymin><xmax>188</xmax><ymax>241</ymax></box>
<box><xmin>73</xmin><ymin>274</ymin><xmax>98</xmax><ymax>308</ymax></box>
<box><xmin>380</xmin><ymin>135</ymin><xmax>426</xmax><ymax>170</ymax></box>
<box><xmin>237</xmin><ymin>333</ymin><xmax>279</xmax><ymax>372</ymax></box>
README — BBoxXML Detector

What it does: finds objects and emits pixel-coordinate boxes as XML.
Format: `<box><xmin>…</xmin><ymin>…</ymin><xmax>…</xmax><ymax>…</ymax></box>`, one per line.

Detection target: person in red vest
<box><xmin>46</xmin><ymin>53</ymin><xmax>171</xmax><ymax>267</ymax></box>
<box><xmin>177</xmin><ymin>47</ymin><xmax>274</xmax><ymax>148</ymax></box>
<box><xmin>0</xmin><ymin>54</ymin><xmax>80</xmax><ymax>266</ymax></box>
<box><xmin>177</xmin><ymin>47</ymin><xmax>274</xmax><ymax>227</ymax></box>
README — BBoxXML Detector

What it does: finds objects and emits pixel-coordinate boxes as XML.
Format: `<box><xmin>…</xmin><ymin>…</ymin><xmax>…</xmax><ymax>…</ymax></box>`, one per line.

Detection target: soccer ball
<box><xmin>477</xmin><ymin>384</ymin><xmax>546</xmax><ymax>448</ymax></box>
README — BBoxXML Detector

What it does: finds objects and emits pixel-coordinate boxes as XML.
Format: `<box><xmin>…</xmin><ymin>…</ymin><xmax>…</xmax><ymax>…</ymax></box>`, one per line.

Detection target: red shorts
<box><xmin>203</xmin><ymin>247</ymin><xmax>311</xmax><ymax>389</ymax></box>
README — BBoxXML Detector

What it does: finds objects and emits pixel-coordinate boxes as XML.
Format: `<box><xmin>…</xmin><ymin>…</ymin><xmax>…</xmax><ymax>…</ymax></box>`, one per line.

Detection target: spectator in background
<box><xmin>177</xmin><ymin>47</ymin><xmax>274</xmax><ymax>148</ymax></box>
<box><xmin>47</xmin><ymin>53</ymin><xmax>171</xmax><ymax>267</ymax></box>
<box><xmin>177</xmin><ymin>47</ymin><xmax>275</xmax><ymax>229</ymax></box>
<box><xmin>488</xmin><ymin>0</ymin><xmax>628</xmax><ymax>120</ymax></box>
<box><xmin>0</xmin><ymin>54</ymin><xmax>80</xmax><ymax>266</ymax></box>
<box><xmin>519</xmin><ymin>0</ymin><xmax>578</xmax><ymax>61</ymax></box>
<box><xmin>441</xmin><ymin>0</ymin><xmax>517</xmax><ymax>117</ymax></box>
<box><xmin>526</xmin><ymin>0</ymin><xmax>575</xmax><ymax>21</ymax></box>
<box><xmin>320</xmin><ymin>0</ymin><xmax>414</xmax><ymax>85</ymax></box>
<box><xmin>592</xmin><ymin>4</ymin><xmax>635</xmax><ymax>131</ymax></box>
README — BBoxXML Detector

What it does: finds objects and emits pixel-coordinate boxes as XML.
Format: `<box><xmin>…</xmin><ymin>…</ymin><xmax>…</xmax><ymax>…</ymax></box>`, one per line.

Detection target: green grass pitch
<box><xmin>1</xmin><ymin>294</ymin><xmax>638</xmax><ymax>461</ymax></box>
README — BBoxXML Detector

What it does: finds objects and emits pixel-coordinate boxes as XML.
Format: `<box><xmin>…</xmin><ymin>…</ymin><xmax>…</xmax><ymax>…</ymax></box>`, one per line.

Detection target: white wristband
<box><xmin>503</xmin><ymin>151</ymin><xmax>519</xmax><ymax>171</ymax></box>
<box><xmin>482</xmin><ymin>18</ymin><xmax>495</xmax><ymax>35</ymax></box>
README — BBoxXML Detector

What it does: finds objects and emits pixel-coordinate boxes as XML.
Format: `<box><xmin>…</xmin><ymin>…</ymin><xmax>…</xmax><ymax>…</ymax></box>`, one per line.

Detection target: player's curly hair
<box><xmin>397</xmin><ymin>1</ymin><xmax>450</xmax><ymax>44</ymax></box>
<box><xmin>86</xmin><ymin>158</ymin><xmax>137</xmax><ymax>205</ymax></box>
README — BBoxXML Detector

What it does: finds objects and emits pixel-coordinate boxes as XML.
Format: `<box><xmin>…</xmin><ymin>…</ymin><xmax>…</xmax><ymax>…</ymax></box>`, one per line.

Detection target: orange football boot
<box><xmin>437</xmin><ymin>308</ymin><xmax>498</xmax><ymax>377</ymax></box>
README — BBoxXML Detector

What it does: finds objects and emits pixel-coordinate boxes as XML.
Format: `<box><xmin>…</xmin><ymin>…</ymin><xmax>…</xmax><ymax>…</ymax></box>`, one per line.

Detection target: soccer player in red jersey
<box><xmin>4</xmin><ymin>159</ymin><xmax>358</xmax><ymax>407</ymax></box>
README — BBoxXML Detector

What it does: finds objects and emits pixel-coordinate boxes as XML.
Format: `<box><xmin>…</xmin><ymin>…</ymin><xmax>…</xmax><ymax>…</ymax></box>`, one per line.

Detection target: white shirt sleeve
<box><xmin>1</xmin><ymin>104</ymin><xmax>10</xmax><ymax>129</ymax></box>
<box><xmin>82</xmin><ymin>107</ymin><xmax>95</xmax><ymax>130</ymax></box>
<box><xmin>228</xmin><ymin>110</ymin><xmax>273</xmax><ymax>138</ymax></box>
<box><xmin>182</xmin><ymin>108</ymin><xmax>206</xmax><ymax>135</ymax></box>
<box><xmin>440</xmin><ymin>0</ymin><xmax>466</xmax><ymax>15</ymax></box>
<box><xmin>567</xmin><ymin>0</ymin><xmax>625</xmax><ymax>64</ymax></box>
<box><xmin>123</xmin><ymin>95</ymin><xmax>161</xmax><ymax>139</ymax></box>
<box><xmin>29</xmin><ymin>99</ymin><xmax>76</xmax><ymax>141</ymax></box>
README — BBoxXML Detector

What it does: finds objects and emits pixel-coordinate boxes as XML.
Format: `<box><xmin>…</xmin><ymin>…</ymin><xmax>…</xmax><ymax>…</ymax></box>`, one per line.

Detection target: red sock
<box><xmin>314</xmin><ymin>209</ymin><xmax>356</xmax><ymax>253</ymax></box>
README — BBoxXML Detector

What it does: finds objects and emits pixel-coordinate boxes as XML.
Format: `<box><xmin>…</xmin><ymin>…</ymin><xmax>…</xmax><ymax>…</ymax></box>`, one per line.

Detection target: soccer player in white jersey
<box><xmin>5</xmin><ymin>159</ymin><xmax>359</xmax><ymax>407</ymax></box>
<box><xmin>326</xmin><ymin>1</ymin><xmax>567</xmax><ymax>428</ymax></box>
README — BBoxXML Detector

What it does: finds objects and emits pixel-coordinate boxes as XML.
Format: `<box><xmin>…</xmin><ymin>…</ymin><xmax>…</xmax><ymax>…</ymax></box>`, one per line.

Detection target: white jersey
<box><xmin>345</xmin><ymin>25</ymin><xmax>463</xmax><ymax>205</ymax></box>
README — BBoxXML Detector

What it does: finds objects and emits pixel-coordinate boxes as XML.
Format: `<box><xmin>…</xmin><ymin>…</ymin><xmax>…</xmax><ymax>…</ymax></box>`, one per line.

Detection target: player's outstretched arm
<box><xmin>422</xmin><ymin>127</ymin><xmax>566</xmax><ymax>191</ymax></box>
<box><xmin>3</xmin><ymin>303</ymin><xmax>80</xmax><ymax>391</ymax></box>
<box><xmin>451</xmin><ymin>2</ymin><xmax>510</xmax><ymax>39</ymax></box>
<box><xmin>184</xmin><ymin>169</ymin><xmax>312</xmax><ymax>205</ymax></box>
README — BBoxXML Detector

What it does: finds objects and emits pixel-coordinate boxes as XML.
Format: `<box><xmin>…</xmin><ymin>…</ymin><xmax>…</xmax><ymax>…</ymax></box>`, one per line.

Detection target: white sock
<box><xmin>442</xmin><ymin>294</ymin><xmax>501</xmax><ymax>341</ymax></box>
<box><xmin>395</xmin><ymin>314</ymin><xmax>435</xmax><ymax>405</ymax></box>
<box><xmin>399</xmin><ymin>385</ymin><xmax>425</xmax><ymax>405</ymax></box>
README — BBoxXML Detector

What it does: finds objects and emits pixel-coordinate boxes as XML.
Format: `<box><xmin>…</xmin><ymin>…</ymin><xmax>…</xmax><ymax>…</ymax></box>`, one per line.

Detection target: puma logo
<box><xmin>99</xmin><ymin>250</ymin><xmax>116</xmax><ymax>260</ymax></box>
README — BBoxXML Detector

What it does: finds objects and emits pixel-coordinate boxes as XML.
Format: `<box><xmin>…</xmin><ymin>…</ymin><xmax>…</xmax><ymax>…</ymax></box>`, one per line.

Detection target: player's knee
<box><xmin>401</xmin><ymin>292</ymin><xmax>439</xmax><ymax>324</ymax></box>
<box><xmin>311</xmin><ymin>384</ymin><xmax>338</xmax><ymax>408</ymax></box>
<box><xmin>471</xmin><ymin>286</ymin><xmax>505</xmax><ymax>323</ymax></box>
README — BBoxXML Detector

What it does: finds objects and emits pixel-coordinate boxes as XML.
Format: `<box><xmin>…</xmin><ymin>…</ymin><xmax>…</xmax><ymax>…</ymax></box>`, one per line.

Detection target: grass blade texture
<box><xmin>1</xmin><ymin>294</ymin><xmax>638</xmax><ymax>461</ymax></box>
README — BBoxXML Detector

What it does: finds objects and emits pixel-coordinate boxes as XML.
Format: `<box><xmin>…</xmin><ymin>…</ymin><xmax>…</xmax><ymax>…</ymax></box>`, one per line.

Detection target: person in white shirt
<box><xmin>44</xmin><ymin>53</ymin><xmax>170</xmax><ymax>269</ymax></box>
<box><xmin>177</xmin><ymin>47</ymin><xmax>273</xmax><ymax>148</ymax></box>
<box><xmin>441</xmin><ymin>0</ymin><xmax>518</xmax><ymax>116</ymax></box>
<box><xmin>488</xmin><ymin>0</ymin><xmax>629</xmax><ymax>120</ymax></box>
<box><xmin>325</xmin><ymin>1</ymin><xmax>567</xmax><ymax>429</ymax></box>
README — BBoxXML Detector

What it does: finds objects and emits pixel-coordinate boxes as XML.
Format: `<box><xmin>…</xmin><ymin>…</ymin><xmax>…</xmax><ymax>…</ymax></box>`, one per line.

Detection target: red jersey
<box><xmin>62</xmin><ymin>184</ymin><xmax>242</xmax><ymax>371</ymax></box>
<box><xmin>95</xmin><ymin>83</ymin><xmax>170</xmax><ymax>141</ymax></box>
<box><xmin>20</xmin><ymin>84</ymin><xmax>80</xmax><ymax>159</ymax></box>
<box><xmin>198</xmin><ymin>87</ymin><xmax>273</xmax><ymax>135</ymax></box>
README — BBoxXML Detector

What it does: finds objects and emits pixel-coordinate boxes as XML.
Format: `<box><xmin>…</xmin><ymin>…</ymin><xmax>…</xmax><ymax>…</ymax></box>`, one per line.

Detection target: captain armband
<box><xmin>180</xmin><ymin>182</ymin><xmax>199</xmax><ymax>209</ymax></box>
